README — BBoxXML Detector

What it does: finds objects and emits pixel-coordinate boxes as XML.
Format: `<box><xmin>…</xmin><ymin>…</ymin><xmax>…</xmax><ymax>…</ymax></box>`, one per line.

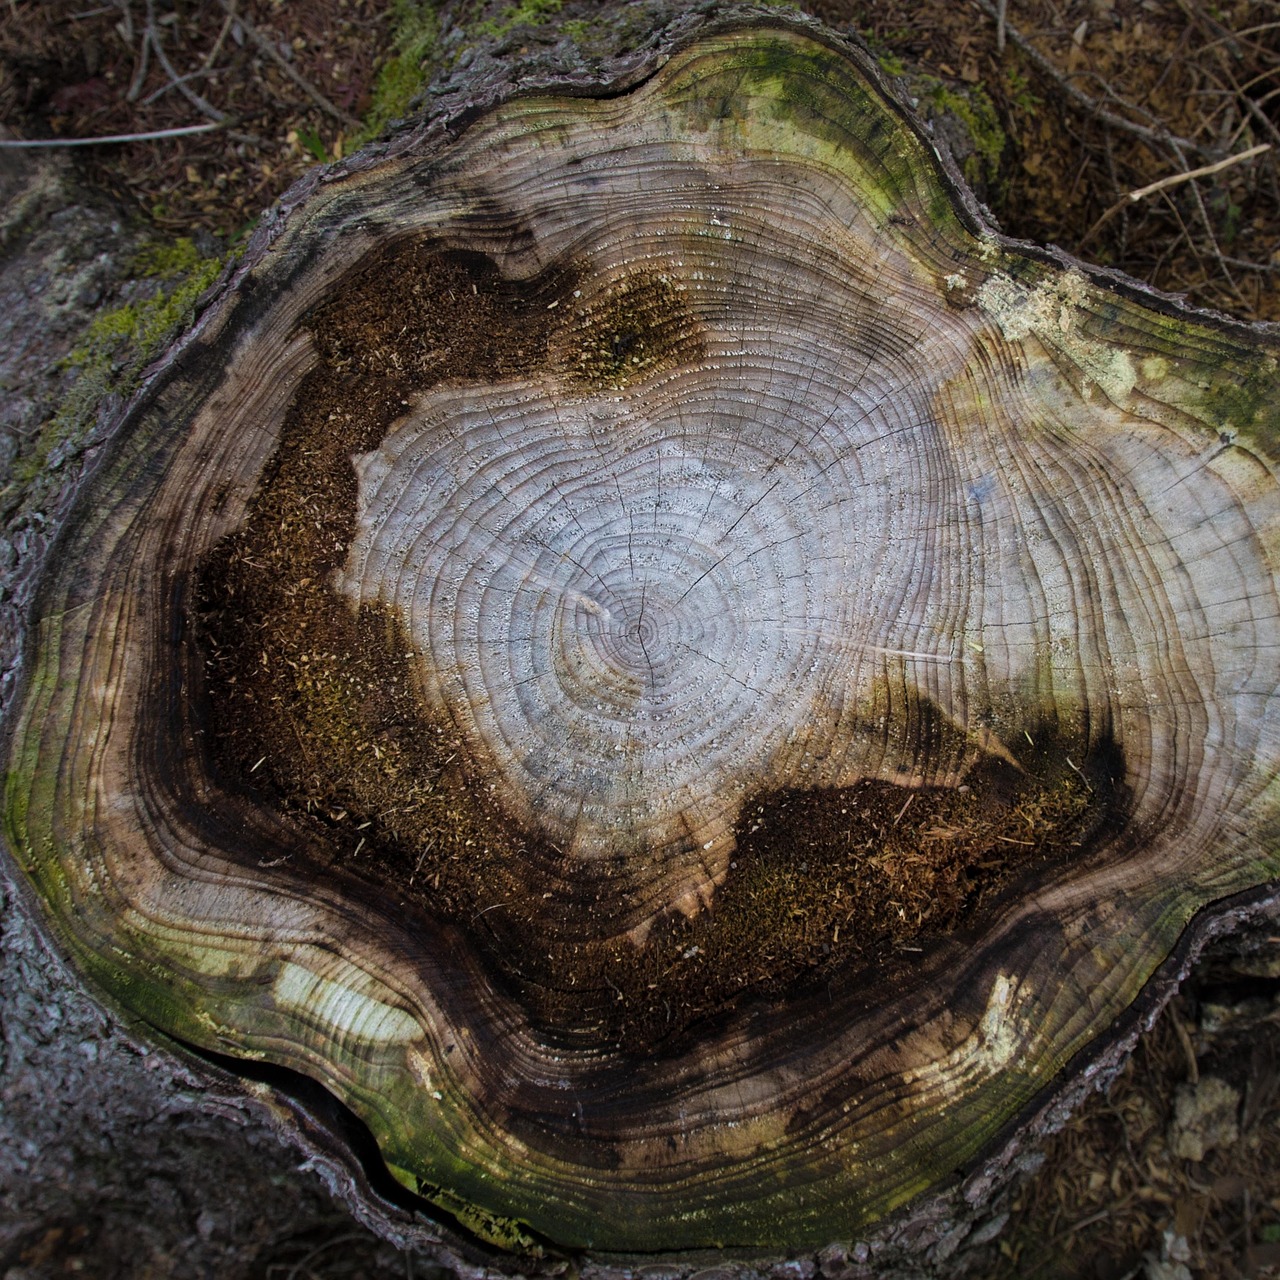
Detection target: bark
<box><xmin>0</xmin><ymin>141</ymin><xmax>444</xmax><ymax>1280</ymax></box>
<box><xmin>3</xmin><ymin>6</ymin><xmax>1279</xmax><ymax>1277</ymax></box>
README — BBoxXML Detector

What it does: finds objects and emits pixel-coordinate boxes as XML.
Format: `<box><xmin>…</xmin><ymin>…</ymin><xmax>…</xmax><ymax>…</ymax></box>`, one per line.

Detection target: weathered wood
<box><xmin>5</xmin><ymin>12</ymin><xmax>1280</xmax><ymax>1265</ymax></box>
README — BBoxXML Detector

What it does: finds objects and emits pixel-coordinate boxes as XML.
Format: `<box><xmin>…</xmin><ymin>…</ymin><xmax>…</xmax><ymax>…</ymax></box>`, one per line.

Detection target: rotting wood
<box><xmin>4</xmin><ymin>12</ymin><xmax>1280</xmax><ymax>1265</ymax></box>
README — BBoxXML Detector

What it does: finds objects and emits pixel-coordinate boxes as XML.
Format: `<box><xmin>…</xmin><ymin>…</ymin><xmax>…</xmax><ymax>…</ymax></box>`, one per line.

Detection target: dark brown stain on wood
<box><xmin>194</xmin><ymin>230</ymin><xmax>1128</xmax><ymax>1056</ymax></box>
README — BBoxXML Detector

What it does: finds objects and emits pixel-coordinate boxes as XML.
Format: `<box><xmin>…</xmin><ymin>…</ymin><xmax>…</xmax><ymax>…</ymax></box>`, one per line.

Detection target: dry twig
<box><xmin>1080</xmin><ymin>143</ymin><xmax>1271</xmax><ymax>246</ymax></box>
<box><xmin>144</xmin><ymin>0</ymin><xmax>228</xmax><ymax>125</ymax></box>
<box><xmin>216</xmin><ymin>0</ymin><xmax>359</xmax><ymax>131</ymax></box>
<box><xmin>971</xmin><ymin>0</ymin><xmax>1217</xmax><ymax>162</ymax></box>
<box><xmin>0</xmin><ymin>122</ymin><xmax>222</xmax><ymax>146</ymax></box>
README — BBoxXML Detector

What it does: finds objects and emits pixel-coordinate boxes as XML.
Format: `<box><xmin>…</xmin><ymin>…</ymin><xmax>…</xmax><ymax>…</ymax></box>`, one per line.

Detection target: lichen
<box><xmin>6</xmin><ymin>238</ymin><xmax>226</xmax><ymax>492</ymax></box>
<box><xmin>902</xmin><ymin>973</ymin><xmax>1024</xmax><ymax>1091</ymax></box>
<box><xmin>977</xmin><ymin>268</ymin><xmax>1139</xmax><ymax>405</ymax></box>
<box><xmin>390</xmin><ymin>1165</ymin><xmax>543</xmax><ymax>1254</ymax></box>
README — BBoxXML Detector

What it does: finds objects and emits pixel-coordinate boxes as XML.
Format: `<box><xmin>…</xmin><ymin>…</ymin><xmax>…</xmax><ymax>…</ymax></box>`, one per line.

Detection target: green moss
<box><xmin>874</xmin><ymin>50</ymin><xmax>909</xmax><ymax>78</ymax></box>
<box><xmin>83</xmin><ymin>240</ymin><xmax>223</xmax><ymax>361</ymax></box>
<box><xmin>925</xmin><ymin>80</ymin><xmax>1006</xmax><ymax>190</ymax></box>
<box><xmin>1002</xmin><ymin>65</ymin><xmax>1042</xmax><ymax>115</ymax></box>
<box><xmin>853</xmin><ymin>28</ymin><xmax>1007</xmax><ymax>196</ymax></box>
<box><xmin>475</xmin><ymin>0</ymin><xmax>561</xmax><ymax>40</ymax></box>
<box><xmin>131</xmin><ymin>236</ymin><xmax>210</xmax><ymax>280</ymax></box>
<box><xmin>6</xmin><ymin>239</ymin><xmax>226</xmax><ymax>492</ymax></box>
<box><xmin>673</xmin><ymin>38</ymin><xmax>931</xmax><ymax>224</ymax></box>
<box><xmin>1189</xmin><ymin>349</ymin><xmax>1280</xmax><ymax>448</ymax></box>
<box><xmin>353</xmin><ymin>0</ymin><xmax>441</xmax><ymax>144</ymax></box>
<box><xmin>554</xmin><ymin>7</ymin><xmax>672</xmax><ymax>58</ymax></box>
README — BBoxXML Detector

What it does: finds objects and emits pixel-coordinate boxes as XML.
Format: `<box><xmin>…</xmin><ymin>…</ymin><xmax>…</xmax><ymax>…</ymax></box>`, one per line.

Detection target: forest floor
<box><xmin>1</xmin><ymin>0</ymin><xmax>1279</xmax><ymax>1277</ymax></box>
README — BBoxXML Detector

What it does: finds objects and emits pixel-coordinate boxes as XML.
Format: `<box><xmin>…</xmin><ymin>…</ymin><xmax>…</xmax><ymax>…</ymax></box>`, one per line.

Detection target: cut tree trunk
<box><xmin>5</xmin><ymin>9</ymin><xmax>1280</xmax><ymax>1269</ymax></box>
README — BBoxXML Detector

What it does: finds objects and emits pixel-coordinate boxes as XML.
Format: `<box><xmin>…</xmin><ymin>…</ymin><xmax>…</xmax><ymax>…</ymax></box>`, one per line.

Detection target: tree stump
<box><xmin>5</xmin><ymin>12</ymin><xmax>1280</xmax><ymax>1265</ymax></box>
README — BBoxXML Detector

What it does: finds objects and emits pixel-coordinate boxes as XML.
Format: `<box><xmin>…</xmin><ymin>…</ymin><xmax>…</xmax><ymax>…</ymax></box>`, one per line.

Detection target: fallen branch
<box><xmin>121</xmin><ymin>2</ymin><xmax>151</xmax><ymax>104</ymax></box>
<box><xmin>139</xmin><ymin>66</ymin><xmax>219</xmax><ymax>108</ymax></box>
<box><xmin>0</xmin><ymin>123</ymin><xmax>223</xmax><ymax>147</ymax></box>
<box><xmin>1080</xmin><ymin>143</ymin><xmax>1272</xmax><ymax>247</ymax></box>
<box><xmin>144</xmin><ymin>0</ymin><xmax>229</xmax><ymax>126</ymax></box>
<box><xmin>1169</xmin><ymin>139</ymin><xmax>1249</xmax><ymax>308</ymax></box>
<box><xmin>217</xmin><ymin>0</ymin><xmax>359</xmax><ymax>131</ymax></box>
<box><xmin>971</xmin><ymin>0</ymin><xmax>1217</xmax><ymax>162</ymax></box>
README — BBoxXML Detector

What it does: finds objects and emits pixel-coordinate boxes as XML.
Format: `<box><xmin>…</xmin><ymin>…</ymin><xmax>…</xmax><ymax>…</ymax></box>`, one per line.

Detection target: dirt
<box><xmin>0</xmin><ymin>0</ymin><xmax>392</xmax><ymax>237</ymax></box>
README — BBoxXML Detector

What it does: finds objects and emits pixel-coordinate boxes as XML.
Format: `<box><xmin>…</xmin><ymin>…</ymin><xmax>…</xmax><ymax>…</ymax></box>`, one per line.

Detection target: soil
<box><xmin>2</xmin><ymin>0</ymin><xmax>1280</xmax><ymax>1277</ymax></box>
<box><xmin>0</xmin><ymin>0</ymin><xmax>392</xmax><ymax>236</ymax></box>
